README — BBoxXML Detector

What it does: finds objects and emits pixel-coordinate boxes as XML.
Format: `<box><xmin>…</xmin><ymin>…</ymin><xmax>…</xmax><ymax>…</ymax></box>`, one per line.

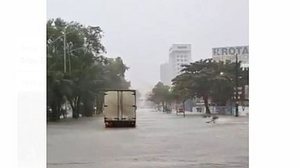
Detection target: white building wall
<box><xmin>160</xmin><ymin>63</ymin><xmax>171</xmax><ymax>85</ymax></box>
<box><xmin>160</xmin><ymin>44</ymin><xmax>192</xmax><ymax>86</ymax></box>
<box><xmin>169</xmin><ymin>44</ymin><xmax>192</xmax><ymax>81</ymax></box>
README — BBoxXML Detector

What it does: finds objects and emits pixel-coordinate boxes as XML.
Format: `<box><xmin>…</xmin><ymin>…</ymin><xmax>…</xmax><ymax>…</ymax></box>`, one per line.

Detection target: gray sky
<box><xmin>47</xmin><ymin>0</ymin><xmax>248</xmax><ymax>94</ymax></box>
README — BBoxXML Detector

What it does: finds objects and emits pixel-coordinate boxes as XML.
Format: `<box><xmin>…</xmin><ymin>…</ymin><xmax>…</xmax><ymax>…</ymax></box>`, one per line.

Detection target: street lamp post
<box><xmin>220</xmin><ymin>53</ymin><xmax>239</xmax><ymax>117</ymax></box>
<box><xmin>235</xmin><ymin>54</ymin><xmax>239</xmax><ymax>117</ymax></box>
<box><xmin>63</xmin><ymin>29</ymin><xmax>67</xmax><ymax>73</ymax></box>
<box><xmin>48</xmin><ymin>27</ymin><xmax>87</xmax><ymax>75</ymax></box>
<box><xmin>68</xmin><ymin>46</ymin><xmax>86</xmax><ymax>74</ymax></box>
<box><xmin>62</xmin><ymin>28</ymin><xmax>85</xmax><ymax>75</ymax></box>
<box><xmin>219</xmin><ymin>71</ymin><xmax>233</xmax><ymax>116</ymax></box>
<box><xmin>47</xmin><ymin>29</ymin><xmax>68</xmax><ymax>73</ymax></box>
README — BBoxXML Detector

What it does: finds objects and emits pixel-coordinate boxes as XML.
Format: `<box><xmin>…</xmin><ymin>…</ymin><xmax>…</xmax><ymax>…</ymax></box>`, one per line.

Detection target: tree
<box><xmin>148</xmin><ymin>82</ymin><xmax>172</xmax><ymax>111</ymax></box>
<box><xmin>47</xmin><ymin>18</ymin><xmax>106</xmax><ymax>119</ymax></box>
<box><xmin>103</xmin><ymin>57</ymin><xmax>131</xmax><ymax>89</ymax></box>
<box><xmin>172</xmin><ymin>59</ymin><xmax>218</xmax><ymax>114</ymax></box>
<box><xmin>47</xmin><ymin>18</ymin><xmax>130</xmax><ymax>120</ymax></box>
<box><xmin>171</xmin><ymin>75</ymin><xmax>193</xmax><ymax>111</ymax></box>
<box><xmin>47</xmin><ymin>71</ymin><xmax>68</xmax><ymax>121</ymax></box>
<box><xmin>93</xmin><ymin>57</ymin><xmax>131</xmax><ymax>115</ymax></box>
<box><xmin>172</xmin><ymin>59</ymin><xmax>249</xmax><ymax>115</ymax></box>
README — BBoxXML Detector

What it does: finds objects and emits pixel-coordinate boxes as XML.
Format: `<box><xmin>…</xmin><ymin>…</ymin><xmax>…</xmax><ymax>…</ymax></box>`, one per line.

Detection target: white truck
<box><xmin>103</xmin><ymin>90</ymin><xmax>137</xmax><ymax>127</ymax></box>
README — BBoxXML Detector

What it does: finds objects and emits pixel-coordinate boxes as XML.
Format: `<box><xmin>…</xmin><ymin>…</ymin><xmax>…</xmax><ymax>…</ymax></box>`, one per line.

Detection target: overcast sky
<box><xmin>47</xmin><ymin>0</ymin><xmax>248</xmax><ymax>94</ymax></box>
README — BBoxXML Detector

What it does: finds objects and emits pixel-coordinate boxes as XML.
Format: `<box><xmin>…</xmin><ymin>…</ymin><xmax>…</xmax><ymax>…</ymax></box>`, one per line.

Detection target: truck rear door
<box><xmin>103</xmin><ymin>91</ymin><xmax>119</xmax><ymax>120</ymax></box>
<box><xmin>121</xmin><ymin>91</ymin><xmax>136</xmax><ymax>120</ymax></box>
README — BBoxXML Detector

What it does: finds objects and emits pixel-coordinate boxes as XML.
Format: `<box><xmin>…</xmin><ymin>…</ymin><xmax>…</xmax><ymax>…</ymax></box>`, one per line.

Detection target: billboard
<box><xmin>212</xmin><ymin>46</ymin><xmax>248</xmax><ymax>56</ymax></box>
<box><xmin>212</xmin><ymin>46</ymin><xmax>249</xmax><ymax>64</ymax></box>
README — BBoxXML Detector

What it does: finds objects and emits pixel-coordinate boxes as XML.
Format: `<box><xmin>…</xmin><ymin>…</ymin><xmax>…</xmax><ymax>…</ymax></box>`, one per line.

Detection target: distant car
<box><xmin>176</xmin><ymin>107</ymin><xmax>185</xmax><ymax>117</ymax></box>
<box><xmin>177</xmin><ymin>108</ymin><xmax>184</xmax><ymax>113</ymax></box>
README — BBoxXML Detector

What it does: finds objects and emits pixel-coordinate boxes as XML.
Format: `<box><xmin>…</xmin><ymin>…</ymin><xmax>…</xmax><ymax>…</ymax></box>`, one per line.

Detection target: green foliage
<box><xmin>47</xmin><ymin>18</ymin><xmax>130</xmax><ymax>120</ymax></box>
<box><xmin>171</xmin><ymin>59</ymin><xmax>249</xmax><ymax>114</ymax></box>
<box><xmin>148</xmin><ymin>82</ymin><xmax>172</xmax><ymax>111</ymax></box>
<box><xmin>103</xmin><ymin>57</ymin><xmax>130</xmax><ymax>89</ymax></box>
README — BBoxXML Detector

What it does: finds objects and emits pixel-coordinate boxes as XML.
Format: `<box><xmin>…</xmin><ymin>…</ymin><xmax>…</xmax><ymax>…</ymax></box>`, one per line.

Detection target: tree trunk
<box><xmin>182</xmin><ymin>99</ymin><xmax>186</xmax><ymax>117</ymax></box>
<box><xmin>83</xmin><ymin>98</ymin><xmax>93</xmax><ymax>117</ymax></box>
<box><xmin>204</xmin><ymin>95</ymin><xmax>211</xmax><ymax>115</ymax></box>
<box><xmin>67</xmin><ymin>98</ymin><xmax>75</xmax><ymax>118</ymax></box>
<box><xmin>95</xmin><ymin>95</ymin><xmax>99</xmax><ymax>114</ymax></box>
<box><xmin>75</xmin><ymin>96</ymin><xmax>81</xmax><ymax>118</ymax></box>
<box><xmin>96</xmin><ymin>95</ymin><xmax>104</xmax><ymax>114</ymax></box>
<box><xmin>50</xmin><ymin>102</ymin><xmax>60</xmax><ymax>121</ymax></box>
<box><xmin>98</xmin><ymin>99</ymin><xmax>103</xmax><ymax>114</ymax></box>
<box><xmin>70</xmin><ymin>96</ymin><xmax>80</xmax><ymax>119</ymax></box>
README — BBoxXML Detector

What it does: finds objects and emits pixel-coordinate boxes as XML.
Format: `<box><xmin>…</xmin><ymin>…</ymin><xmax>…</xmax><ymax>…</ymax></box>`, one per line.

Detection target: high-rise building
<box><xmin>169</xmin><ymin>44</ymin><xmax>192</xmax><ymax>77</ymax></box>
<box><xmin>160</xmin><ymin>63</ymin><xmax>171</xmax><ymax>85</ymax></box>
<box><xmin>160</xmin><ymin>44</ymin><xmax>192</xmax><ymax>85</ymax></box>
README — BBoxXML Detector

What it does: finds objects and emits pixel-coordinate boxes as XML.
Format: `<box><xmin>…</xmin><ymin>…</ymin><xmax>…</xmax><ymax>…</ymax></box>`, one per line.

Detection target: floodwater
<box><xmin>47</xmin><ymin>108</ymin><xmax>248</xmax><ymax>168</ymax></box>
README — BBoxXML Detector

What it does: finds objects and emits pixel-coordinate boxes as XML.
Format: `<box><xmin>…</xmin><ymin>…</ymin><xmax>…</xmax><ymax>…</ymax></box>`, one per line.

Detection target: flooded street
<box><xmin>47</xmin><ymin>109</ymin><xmax>248</xmax><ymax>168</ymax></box>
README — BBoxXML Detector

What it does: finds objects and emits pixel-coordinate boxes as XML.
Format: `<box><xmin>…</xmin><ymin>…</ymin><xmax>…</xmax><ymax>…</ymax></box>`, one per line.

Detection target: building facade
<box><xmin>160</xmin><ymin>44</ymin><xmax>192</xmax><ymax>85</ymax></box>
<box><xmin>169</xmin><ymin>44</ymin><xmax>192</xmax><ymax>77</ymax></box>
<box><xmin>160</xmin><ymin>63</ymin><xmax>171</xmax><ymax>85</ymax></box>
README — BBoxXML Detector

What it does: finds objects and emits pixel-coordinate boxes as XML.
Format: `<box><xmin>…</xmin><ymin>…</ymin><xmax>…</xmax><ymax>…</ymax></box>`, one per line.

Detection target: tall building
<box><xmin>160</xmin><ymin>44</ymin><xmax>192</xmax><ymax>85</ymax></box>
<box><xmin>169</xmin><ymin>44</ymin><xmax>192</xmax><ymax>77</ymax></box>
<box><xmin>160</xmin><ymin>63</ymin><xmax>171</xmax><ymax>85</ymax></box>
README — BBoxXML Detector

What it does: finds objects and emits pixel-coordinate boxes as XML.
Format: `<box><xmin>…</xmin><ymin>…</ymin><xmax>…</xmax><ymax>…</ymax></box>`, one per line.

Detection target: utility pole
<box><xmin>68</xmin><ymin>53</ymin><xmax>71</xmax><ymax>74</ymax></box>
<box><xmin>235</xmin><ymin>54</ymin><xmax>239</xmax><ymax>117</ymax></box>
<box><xmin>63</xmin><ymin>30</ymin><xmax>67</xmax><ymax>73</ymax></box>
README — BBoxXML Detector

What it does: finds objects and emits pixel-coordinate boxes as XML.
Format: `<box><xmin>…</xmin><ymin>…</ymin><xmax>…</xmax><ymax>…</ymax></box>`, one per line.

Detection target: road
<box><xmin>47</xmin><ymin>108</ymin><xmax>248</xmax><ymax>168</ymax></box>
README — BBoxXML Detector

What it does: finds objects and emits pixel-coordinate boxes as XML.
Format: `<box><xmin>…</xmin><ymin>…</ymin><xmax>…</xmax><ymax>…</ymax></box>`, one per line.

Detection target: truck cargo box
<box><xmin>103</xmin><ymin>90</ymin><xmax>136</xmax><ymax>127</ymax></box>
